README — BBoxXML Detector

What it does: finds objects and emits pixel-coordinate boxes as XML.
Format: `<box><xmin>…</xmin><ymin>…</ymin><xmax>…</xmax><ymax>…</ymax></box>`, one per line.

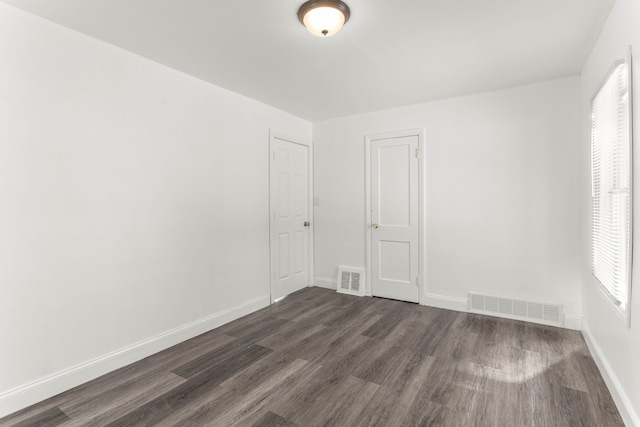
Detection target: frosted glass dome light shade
<box><xmin>298</xmin><ymin>0</ymin><xmax>350</xmax><ymax>37</ymax></box>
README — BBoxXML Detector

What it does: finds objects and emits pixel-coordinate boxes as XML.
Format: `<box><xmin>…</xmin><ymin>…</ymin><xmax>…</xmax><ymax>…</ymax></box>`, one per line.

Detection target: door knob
<box><xmin>373</xmin><ymin>223</ymin><xmax>379</xmax><ymax>229</ymax></box>
<box><xmin>304</xmin><ymin>221</ymin><xmax>310</xmax><ymax>227</ymax></box>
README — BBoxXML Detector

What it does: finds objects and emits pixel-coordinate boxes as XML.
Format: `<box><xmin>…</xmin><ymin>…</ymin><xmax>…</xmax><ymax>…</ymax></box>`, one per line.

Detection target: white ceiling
<box><xmin>1</xmin><ymin>0</ymin><xmax>615</xmax><ymax>121</ymax></box>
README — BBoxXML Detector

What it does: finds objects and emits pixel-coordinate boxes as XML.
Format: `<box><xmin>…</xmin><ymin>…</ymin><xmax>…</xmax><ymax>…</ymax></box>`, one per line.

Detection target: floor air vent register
<box><xmin>337</xmin><ymin>266</ymin><xmax>366</xmax><ymax>297</ymax></box>
<box><xmin>468</xmin><ymin>292</ymin><xmax>564</xmax><ymax>327</ymax></box>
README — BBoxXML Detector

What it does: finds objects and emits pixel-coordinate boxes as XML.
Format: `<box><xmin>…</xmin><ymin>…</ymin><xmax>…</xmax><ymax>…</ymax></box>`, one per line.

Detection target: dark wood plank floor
<box><xmin>1</xmin><ymin>287</ymin><xmax>624</xmax><ymax>426</ymax></box>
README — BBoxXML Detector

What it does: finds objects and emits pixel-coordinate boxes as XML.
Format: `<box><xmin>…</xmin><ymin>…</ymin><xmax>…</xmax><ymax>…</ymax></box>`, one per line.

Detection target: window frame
<box><xmin>590</xmin><ymin>49</ymin><xmax>634</xmax><ymax>327</ymax></box>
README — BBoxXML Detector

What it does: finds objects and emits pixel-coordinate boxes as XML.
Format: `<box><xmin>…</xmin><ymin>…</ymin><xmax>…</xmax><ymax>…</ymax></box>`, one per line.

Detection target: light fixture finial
<box><xmin>297</xmin><ymin>0</ymin><xmax>351</xmax><ymax>37</ymax></box>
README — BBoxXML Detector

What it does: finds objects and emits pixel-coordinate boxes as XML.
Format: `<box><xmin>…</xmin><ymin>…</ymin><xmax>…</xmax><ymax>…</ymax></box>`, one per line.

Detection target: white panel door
<box><xmin>371</xmin><ymin>135</ymin><xmax>420</xmax><ymax>303</ymax></box>
<box><xmin>270</xmin><ymin>133</ymin><xmax>310</xmax><ymax>302</ymax></box>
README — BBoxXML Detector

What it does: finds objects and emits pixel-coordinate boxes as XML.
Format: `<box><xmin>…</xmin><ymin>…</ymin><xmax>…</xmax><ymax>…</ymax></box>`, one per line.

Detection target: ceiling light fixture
<box><xmin>297</xmin><ymin>0</ymin><xmax>350</xmax><ymax>37</ymax></box>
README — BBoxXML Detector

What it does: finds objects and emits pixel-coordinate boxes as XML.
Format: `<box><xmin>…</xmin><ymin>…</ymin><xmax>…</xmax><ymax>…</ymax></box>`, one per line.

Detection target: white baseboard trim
<box><xmin>422</xmin><ymin>293</ymin><xmax>468</xmax><ymax>312</ymax></box>
<box><xmin>582</xmin><ymin>323</ymin><xmax>640</xmax><ymax>427</ymax></box>
<box><xmin>314</xmin><ymin>276</ymin><xmax>337</xmax><ymax>290</ymax></box>
<box><xmin>563</xmin><ymin>314</ymin><xmax>582</xmax><ymax>331</ymax></box>
<box><xmin>0</xmin><ymin>294</ymin><xmax>270</xmax><ymax>419</ymax></box>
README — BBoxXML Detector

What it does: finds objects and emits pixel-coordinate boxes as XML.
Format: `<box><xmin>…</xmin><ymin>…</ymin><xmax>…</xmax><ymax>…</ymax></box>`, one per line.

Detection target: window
<box><xmin>591</xmin><ymin>57</ymin><xmax>633</xmax><ymax>320</ymax></box>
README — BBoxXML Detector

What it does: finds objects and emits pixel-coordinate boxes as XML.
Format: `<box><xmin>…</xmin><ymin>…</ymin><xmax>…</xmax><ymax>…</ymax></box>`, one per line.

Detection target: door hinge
<box><xmin>415</xmin><ymin>147</ymin><xmax>420</xmax><ymax>158</ymax></box>
<box><xmin>416</xmin><ymin>276</ymin><xmax>421</xmax><ymax>287</ymax></box>
<box><xmin>273</xmin><ymin>151</ymin><xmax>276</xmax><ymax>159</ymax></box>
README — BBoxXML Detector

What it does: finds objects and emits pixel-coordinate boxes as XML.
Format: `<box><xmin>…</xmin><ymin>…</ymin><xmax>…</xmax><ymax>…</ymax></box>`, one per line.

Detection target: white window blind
<box><xmin>591</xmin><ymin>59</ymin><xmax>632</xmax><ymax>315</ymax></box>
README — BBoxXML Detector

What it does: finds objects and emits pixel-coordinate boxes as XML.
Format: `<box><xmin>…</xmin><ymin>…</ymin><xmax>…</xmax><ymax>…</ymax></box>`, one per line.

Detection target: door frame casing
<box><xmin>269</xmin><ymin>130</ymin><xmax>314</xmax><ymax>303</ymax></box>
<box><xmin>365</xmin><ymin>129</ymin><xmax>425</xmax><ymax>304</ymax></box>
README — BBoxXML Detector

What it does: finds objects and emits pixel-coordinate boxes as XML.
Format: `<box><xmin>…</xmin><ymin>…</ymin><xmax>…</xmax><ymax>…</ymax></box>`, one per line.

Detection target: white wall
<box><xmin>0</xmin><ymin>4</ymin><xmax>310</xmax><ymax>416</ymax></box>
<box><xmin>579</xmin><ymin>0</ymin><xmax>640</xmax><ymax>424</ymax></box>
<box><xmin>314</xmin><ymin>78</ymin><xmax>582</xmax><ymax>322</ymax></box>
